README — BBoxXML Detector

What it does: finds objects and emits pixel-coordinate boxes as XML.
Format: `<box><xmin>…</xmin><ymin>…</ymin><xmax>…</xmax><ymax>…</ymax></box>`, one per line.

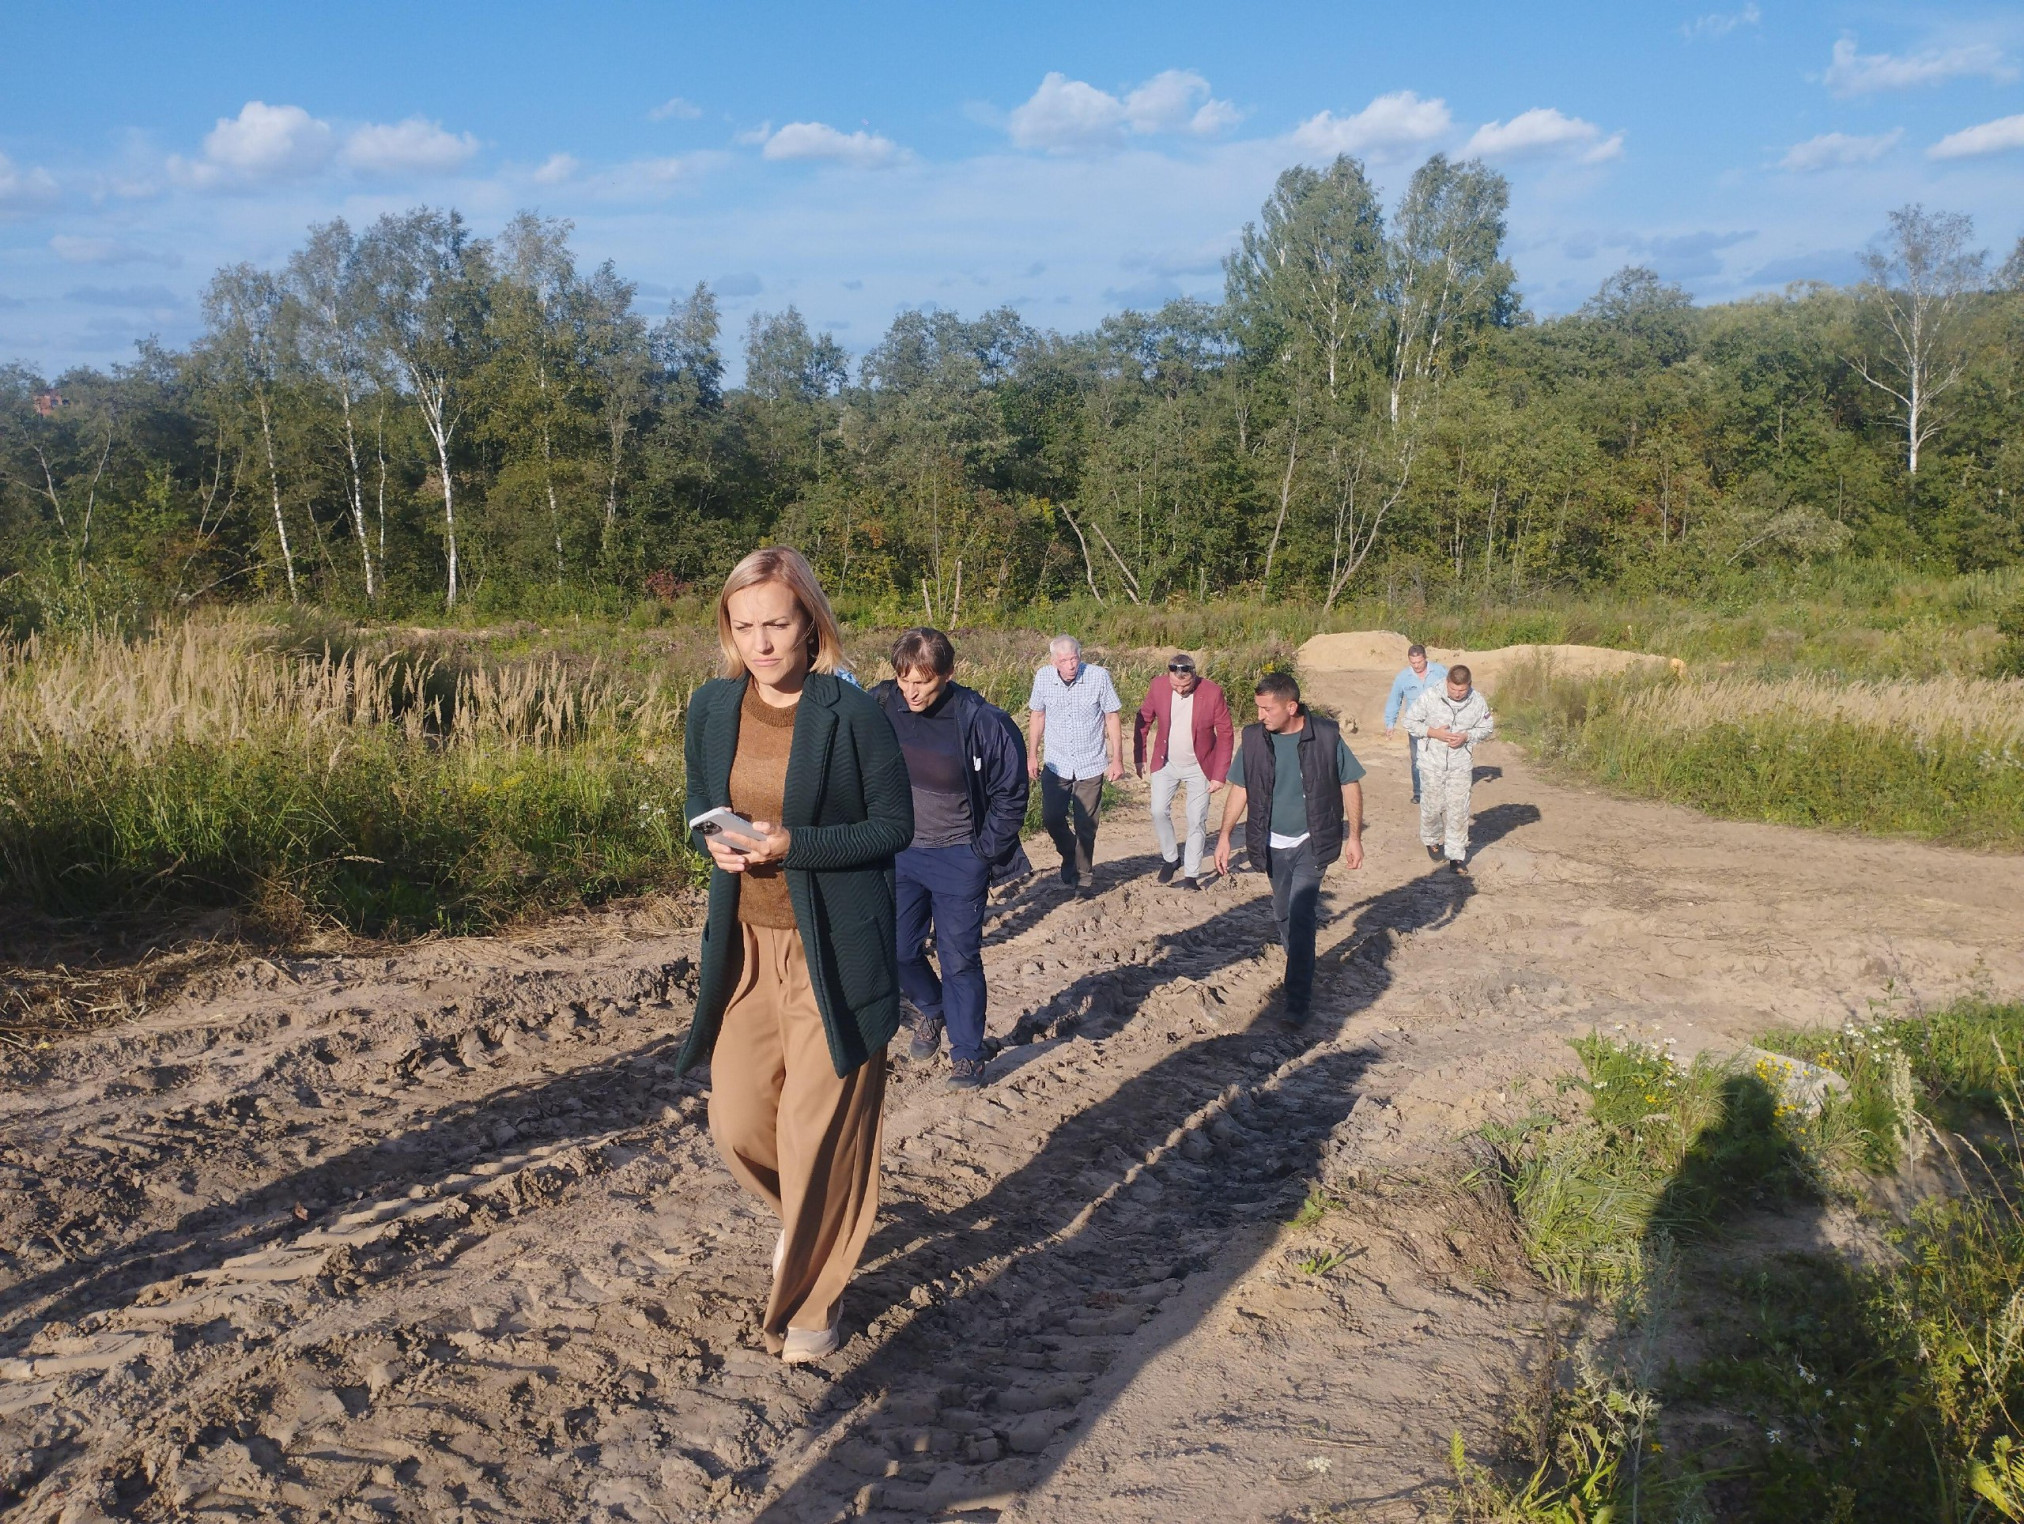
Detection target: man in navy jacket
<box><xmin>872</xmin><ymin>628</ymin><xmax>1032</xmax><ymax>1090</ymax></box>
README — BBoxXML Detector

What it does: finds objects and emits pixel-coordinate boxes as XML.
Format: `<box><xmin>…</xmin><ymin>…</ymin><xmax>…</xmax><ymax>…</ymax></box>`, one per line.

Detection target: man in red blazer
<box><xmin>1133</xmin><ymin>653</ymin><xmax>1234</xmax><ymax>889</ymax></box>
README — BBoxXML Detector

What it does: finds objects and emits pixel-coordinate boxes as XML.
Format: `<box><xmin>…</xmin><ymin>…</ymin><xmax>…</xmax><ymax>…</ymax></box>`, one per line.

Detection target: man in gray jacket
<box><xmin>1404</xmin><ymin>664</ymin><xmax>1495</xmax><ymax>873</ymax></box>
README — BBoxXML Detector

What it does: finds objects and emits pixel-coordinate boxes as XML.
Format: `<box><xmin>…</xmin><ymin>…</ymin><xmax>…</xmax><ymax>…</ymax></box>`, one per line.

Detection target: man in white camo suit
<box><xmin>1404</xmin><ymin>663</ymin><xmax>1495</xmax><ymax>874</ymax></box>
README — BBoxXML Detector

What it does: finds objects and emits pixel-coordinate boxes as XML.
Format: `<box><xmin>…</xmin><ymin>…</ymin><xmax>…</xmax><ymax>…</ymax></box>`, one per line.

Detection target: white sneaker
<box><xmin>781</xmin><ymin>1313</ymin><xmax>841</xmax><ymax>1364</ymax></box>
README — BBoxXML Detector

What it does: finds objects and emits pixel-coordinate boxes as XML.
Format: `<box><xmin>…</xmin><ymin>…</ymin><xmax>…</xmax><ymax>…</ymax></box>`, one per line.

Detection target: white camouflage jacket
<box><xmin>1403</xmin><ymin>686</ymin><xmax>1495</xmax><ymax>768</ymax></box>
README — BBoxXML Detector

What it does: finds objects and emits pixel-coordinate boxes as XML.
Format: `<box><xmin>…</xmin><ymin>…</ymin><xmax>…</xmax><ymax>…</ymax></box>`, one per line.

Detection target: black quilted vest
<box><xmin>1239</xmin><ymin>713</ymin><xmax>1346</xmax><ymax>868</ymax></box>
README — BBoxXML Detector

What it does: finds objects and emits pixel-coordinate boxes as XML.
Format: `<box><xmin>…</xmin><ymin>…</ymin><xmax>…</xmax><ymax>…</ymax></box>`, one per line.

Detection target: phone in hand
<box><xmin>687</xmin><ymin>806</ymin><xmax>761</xmax><ymax>850</ymax></box>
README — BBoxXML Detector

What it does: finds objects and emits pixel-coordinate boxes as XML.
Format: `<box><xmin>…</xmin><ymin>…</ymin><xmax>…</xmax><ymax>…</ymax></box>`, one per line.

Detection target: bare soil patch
<box><xmin>1</xmin><ymin>662</ymin><xmax>2019</xmax><ymax>1522</ymax></box>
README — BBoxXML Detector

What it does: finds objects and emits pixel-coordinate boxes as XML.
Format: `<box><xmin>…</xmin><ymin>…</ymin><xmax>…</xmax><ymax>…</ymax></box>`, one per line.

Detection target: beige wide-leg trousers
<box><xmin>708</xmin><ymin>921</ymin><xmax>887</xmax><ymax>1353</ymax></box>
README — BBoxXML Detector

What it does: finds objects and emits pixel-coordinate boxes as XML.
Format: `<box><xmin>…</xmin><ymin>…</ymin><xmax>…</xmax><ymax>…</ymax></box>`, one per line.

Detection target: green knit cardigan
<box><xmin>678</xmin><ymin>671</ymin><xmax>914</xmax><ymax>1077</ymax></box>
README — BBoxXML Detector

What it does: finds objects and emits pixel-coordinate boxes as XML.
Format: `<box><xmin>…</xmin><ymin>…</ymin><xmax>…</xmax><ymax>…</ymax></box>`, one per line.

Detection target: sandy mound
<box><xmin>1299</xmin><ymin>629</ymin><xmax>1681</xmax><ymax>694</ymax></box>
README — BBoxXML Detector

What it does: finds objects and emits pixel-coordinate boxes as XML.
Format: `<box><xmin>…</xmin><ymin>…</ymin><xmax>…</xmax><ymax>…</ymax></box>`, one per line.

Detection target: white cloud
<box><xmin>1823</xmin><ymin>36</ymin><xmax>2015</xmax><ymax>96</ymax></box>
<box><xmin>1007</xmin><ymin>69</ymin><xmax>1240</xmax><ymax>152</ymax></box>
<box><xmin>1122</xmin><ymin>70</ymin><xmax>1242</xmax><ymax>136</ymax></box>
<box><xmin>49</xmin><ymin>234</ymin><xmax>179</xmax><ymax>266</ymax></box>
<box><xmin>733</xmin><ymin>121</ymin><xmax>774</xmax><ymax>146</ymax></box>
<box><xmin>762</xmin><ymin>122</ymin><xmax>903</xmax><ymax>168</ymax></box>
<box><xmin>1929</xmin><ymin>113</ymin><xmax>2024</xmax><ymax>159</ymax></box>
<box><xmin>1779</xmin><ymin>129</ymin><xmax>1902</xmax><ymax>171</ymax></box>
<box><xmin>1290</xmin><ymin>90</ymin><xmax>1452</xmax><ymax>157</ymax></box>
<box><xmin>1682</xmin><ymin>3</ymin><xmax>1760</xmax><ymax>40</ymax></box>
<box><xmin>171</xmin><ymin>101</ymin><xmax>334</xmax><ymax>187</ymax></box>
<box><xmin>167</xmin><ymin>101</ymin><xmax>478</xmax><ymax>188</ymax></box>
<box><xmin>340</xmin><ymin>117</ymin><xmax>479</xmax><ymax>175</ymax></box>
<box><xmin>649</xmin><ymin>96</ymin><xmax>703</xmax><ymax>122</ymax></box>
<box><xmin>0</xmin><ymin>152</ymin><xmax>60</xmax><ymax>213</ymax></box>
<box><xmin>1465</xmin><ymin>107</ymin><xmax>1624</xmax><ymax>163</ymax></box>
<box><xmin>532</xmin><ymin>153</ymin><xmax>580</xmax><ymax>185</ymax></box>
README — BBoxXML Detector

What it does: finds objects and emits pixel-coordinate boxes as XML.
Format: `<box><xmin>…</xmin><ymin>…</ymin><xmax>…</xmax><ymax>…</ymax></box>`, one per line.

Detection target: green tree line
<box><xmin>4</xmin><ymin>154</ymin><xmax>2022</xmax><ymax>631</ymax></box>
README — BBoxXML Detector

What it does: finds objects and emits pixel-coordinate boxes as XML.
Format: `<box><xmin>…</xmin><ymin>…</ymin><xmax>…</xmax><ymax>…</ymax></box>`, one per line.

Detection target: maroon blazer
<box><xmin>1133</xmin><ymin>673</ymin><xmax>1234</xmax><ymax>783</ymax></box>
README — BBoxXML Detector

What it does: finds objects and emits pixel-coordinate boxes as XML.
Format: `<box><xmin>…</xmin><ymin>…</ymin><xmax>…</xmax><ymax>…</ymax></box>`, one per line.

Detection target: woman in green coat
<box><xmin>680</xmin><ymin>545</ymin><xmax>912</xmax><ymax>1363</ymax></box>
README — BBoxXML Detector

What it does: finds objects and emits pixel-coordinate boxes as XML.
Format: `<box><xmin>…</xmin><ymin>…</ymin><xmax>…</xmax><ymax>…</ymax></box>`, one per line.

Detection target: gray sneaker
<box><xmin>908</xmin><ymin>1014</ymin><xmax>944</xmax><ymax>1061</ymax></box>
<box><xmin>946</xmin><ymin>1058</ymin><xmax>989</xmax><ymax>1091</ymax></box>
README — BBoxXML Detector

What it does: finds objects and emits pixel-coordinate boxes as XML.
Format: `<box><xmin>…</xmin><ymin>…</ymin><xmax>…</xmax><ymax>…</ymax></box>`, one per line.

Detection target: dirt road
<box><xmin>4</xmin><ymin>660</ymin><xmax>2020</xmax><ymax>1523</ymax></box>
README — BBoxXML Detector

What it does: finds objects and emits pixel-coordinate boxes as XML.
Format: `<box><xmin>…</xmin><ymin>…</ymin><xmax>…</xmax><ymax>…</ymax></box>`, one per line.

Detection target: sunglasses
<box><xmin>1168</xmin><ymin>664</ymin><xmax>1194</xmax><ymax>673</ymax></box>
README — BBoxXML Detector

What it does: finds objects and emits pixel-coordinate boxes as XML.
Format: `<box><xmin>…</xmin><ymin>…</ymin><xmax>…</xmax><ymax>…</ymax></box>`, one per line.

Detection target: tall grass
<box><xmin>0</xmin><ymin>617</ymin><xmax>705</xmax><ymax>933</ymax></box>
<box><xmin>0</xmin><ymin>613</ymin><xmax>1295</xmax><ymax>938</ymax></box>
<box><xmin>1499</xmin><ymin>662</ymin><xmax>2024</xmax><ymax>849</ymax></box>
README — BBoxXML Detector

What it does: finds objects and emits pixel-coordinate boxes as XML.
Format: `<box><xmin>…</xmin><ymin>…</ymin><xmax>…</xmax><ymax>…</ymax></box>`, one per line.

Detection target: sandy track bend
<box><xmin>2</xmin><ymin>660</ymin><xmax>2019</xmax><ymax>1523</ymax></box>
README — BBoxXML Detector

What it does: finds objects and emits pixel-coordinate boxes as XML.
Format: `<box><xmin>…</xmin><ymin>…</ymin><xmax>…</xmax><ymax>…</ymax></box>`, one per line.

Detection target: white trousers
<box><xmin>1150</xmin><ymin>764</ymin><xmax>1211</xmax><ymax>878</ymax></box>
<box><xmin>1419</xmin><ymin>757</ymin><xmax>1474</xmax><ymax>862</ymax></box>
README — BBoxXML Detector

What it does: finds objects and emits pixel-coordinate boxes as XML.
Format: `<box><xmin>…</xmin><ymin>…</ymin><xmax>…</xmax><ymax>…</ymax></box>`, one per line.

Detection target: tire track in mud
<box><xmin>0</xmin><ymin>854</ymin><xmax>1481</xmax><ymax>1522</ymax></box>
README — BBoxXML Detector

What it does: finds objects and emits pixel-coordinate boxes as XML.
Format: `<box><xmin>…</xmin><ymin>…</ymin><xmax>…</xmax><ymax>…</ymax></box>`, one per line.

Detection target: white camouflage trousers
<box><xmin>1419</xmin><ymin>755</ymin><xmax>1474</xmax><ymax>862</ymax></box>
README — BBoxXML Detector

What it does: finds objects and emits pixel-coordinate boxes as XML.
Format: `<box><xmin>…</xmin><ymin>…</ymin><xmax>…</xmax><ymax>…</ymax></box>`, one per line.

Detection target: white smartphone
<box><xmin>687</xmin><ymin>806</ymin><xmax>761</xmax><ymax>848</ymax></box>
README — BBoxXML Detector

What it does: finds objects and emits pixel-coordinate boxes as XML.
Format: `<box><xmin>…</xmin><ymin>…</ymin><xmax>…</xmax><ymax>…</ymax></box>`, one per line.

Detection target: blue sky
<box><xmin>2</xmin><ymin>0</ymin><xmax>2021</xmax><ymax>376</ymax></box>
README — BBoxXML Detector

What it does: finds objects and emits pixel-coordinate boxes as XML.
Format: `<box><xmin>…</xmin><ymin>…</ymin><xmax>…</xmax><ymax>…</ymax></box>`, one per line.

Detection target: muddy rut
<box><xmin>3</xmin><ymin>664</ymin><xmax>2020</xmax><ymax>1524</ymax></box>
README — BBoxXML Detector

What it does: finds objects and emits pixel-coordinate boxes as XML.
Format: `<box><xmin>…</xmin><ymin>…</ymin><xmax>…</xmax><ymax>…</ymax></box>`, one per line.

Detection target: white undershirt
<box><xmin>1168</xmin><ymin>687</ymin><xmax>1198</xmax><ymax>770</ymax></box>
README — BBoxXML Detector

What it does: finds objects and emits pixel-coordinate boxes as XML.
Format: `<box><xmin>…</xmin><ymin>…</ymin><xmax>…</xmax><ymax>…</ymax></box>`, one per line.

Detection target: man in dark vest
<box><xmin>1213</xmin><ymin>671</ymin><xmax>1365</xmax><ymax>1026</ymax></box>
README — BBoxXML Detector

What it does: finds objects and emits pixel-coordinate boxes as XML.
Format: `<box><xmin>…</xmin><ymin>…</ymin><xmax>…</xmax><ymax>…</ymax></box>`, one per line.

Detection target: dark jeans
<box><xmin>895</xmin><ymin>844</ymin><xmax>992</xmax><ymax>1062</ymax></box>
<box><xmin>1040</xmin><ymin>769</ymin><xmax>1104</xmax><ymax>883</ymax></box>
<box><xmin>1266</xmin><ymin>838</ymin><xmax>1322</xmax><ymax>1017</ymax></box>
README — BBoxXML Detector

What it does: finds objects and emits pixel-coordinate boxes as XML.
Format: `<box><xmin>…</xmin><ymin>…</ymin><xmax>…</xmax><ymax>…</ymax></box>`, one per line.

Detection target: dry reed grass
<box><xmin>1501</xmin><ymin>660</ymin><xmax>2024</xmax><ymax>848</ymax></box>
<box><xmin>1622</xmin><ymin>671</ymin><xmax>2024</xmax><ymax>752</ymax></box>
<box><xmin>0</xmin><ymin>615</ymin><xmax>687</xmax><ymax>759</ymax></box>
<box><xmin>0</xmin><ymin>617</ymin><xmax>700</xmax><ymax>935</ymax></box>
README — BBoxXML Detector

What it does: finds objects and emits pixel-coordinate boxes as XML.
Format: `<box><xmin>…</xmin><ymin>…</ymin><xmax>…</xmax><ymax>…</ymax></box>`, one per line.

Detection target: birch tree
<box><xmin>1385</xmin><ymin>154</ymin><xmax>1514</xmax><ymax>427</ymax></box>
<box><xmin>201</xmin><ymin>265</ymin><xmax>298</xmax><ymax>600</ymax></box>
<box><xmin>358</xmin><ymin>208</ymin><xmax>489</xmax><ymax>607</ymax></box>
<box><xmin>1854</xmin><ymin>204</ymin><xmax>1986</xmax><ymax>476</ymax></box>
<box><xmin>1226</xmin><ymin>156</ymin><xmax>1385</xmax><ymax>400</ymax></box>
<box><xmin>286</xmin><ymin>219</ymin><xmax>379</xmax><ymax>599</ymax></box>
<box><xmin>583</xmin><ymin>262</ymin><xmax>650</xmax><ymax>564</ymax></box>
<box><xmin>491</xmin><ymin>213</ymin><xmax>581</xmax><ymax>582</ymax></box>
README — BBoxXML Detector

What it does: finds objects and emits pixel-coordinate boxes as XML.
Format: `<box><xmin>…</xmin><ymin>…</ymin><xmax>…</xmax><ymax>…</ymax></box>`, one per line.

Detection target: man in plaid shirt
<box><xmin>1026</xmin><ymin>635</ymin><xmax>1122</xmax><ymax>892</ymax></box>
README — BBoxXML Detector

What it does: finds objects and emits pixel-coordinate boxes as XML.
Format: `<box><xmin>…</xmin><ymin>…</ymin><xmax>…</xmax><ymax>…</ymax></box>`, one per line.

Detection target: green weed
<box><xmin>1473</xmin><ymin>1001</ymin><xmax>2024</xmax><ymax>1523</ymax></box>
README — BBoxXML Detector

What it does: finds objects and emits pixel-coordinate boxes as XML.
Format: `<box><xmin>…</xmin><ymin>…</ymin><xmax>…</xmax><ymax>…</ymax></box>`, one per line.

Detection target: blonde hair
<box><xmin>715</xmin><ymin>546</ymin><xmax>848</xmax><ymax>680</ymax></box>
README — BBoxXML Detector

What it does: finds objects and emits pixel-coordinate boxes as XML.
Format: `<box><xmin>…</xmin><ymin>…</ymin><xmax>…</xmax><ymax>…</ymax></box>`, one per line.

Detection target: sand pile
<box><xmin>1298</xmin><ymin>629</ymin><xmax>1682</xmax><ymax>693</ymax></box>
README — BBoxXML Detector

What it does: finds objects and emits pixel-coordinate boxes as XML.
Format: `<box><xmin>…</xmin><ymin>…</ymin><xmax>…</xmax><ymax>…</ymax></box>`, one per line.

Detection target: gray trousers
<box><xmin>1419</xmin><ymin>755</ymin><xmax>1473</xmax><ymax>861</ymax></box>
<box><xmin>1149</xmin><ymin>763</ymin><xmax>1211</xmax><ymax>878</ymax></box>
<box><xmin>1041</xmin><ymin>769</ymin><xmax>1104</xmax><ymax>882</ymax></box>
<box><xmin>1266</xmin><ymin>838</ymin><xmax>1322</xmax><ymax>1017</ymax></box>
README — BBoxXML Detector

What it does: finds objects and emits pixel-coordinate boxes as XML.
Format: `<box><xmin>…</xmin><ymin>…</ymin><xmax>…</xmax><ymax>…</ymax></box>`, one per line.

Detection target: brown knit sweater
<box><xmin>729</xmin><ymin>681</ymin><xmax>799</xmax><ymax>927</ymax></box>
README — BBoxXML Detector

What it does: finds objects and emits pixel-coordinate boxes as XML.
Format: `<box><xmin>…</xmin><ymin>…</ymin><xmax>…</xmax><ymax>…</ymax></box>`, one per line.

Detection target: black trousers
<box><xmin>1040</xmin><ymin>770</ymin><xmax>1103</xmax><ymax>883</ymax></box>
<box><xmin>1265</xmin><ymin>838</ymin><xmax>1321</xmax><ymax>1017</ymax></box>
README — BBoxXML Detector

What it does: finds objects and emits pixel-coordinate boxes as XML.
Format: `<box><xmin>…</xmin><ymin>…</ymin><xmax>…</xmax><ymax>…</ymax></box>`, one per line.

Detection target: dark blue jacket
<box><xmin>871</xmin><ymin>680</ymin><xmax>1033</xmax><ymax>886</ymax></box>
<box><xmin>681</xmin><ymin>671</ymin><xmax>914</xmax><ymax>1077</ymax></box>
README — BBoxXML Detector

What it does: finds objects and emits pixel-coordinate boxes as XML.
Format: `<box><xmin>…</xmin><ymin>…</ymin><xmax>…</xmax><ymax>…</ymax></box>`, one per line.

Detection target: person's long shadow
<box><xmin>1471</xmin><ymin>801</ymin><xmax>1540</xmax><ymax>849</ymax></box>
<box><xmin>0</xmin><ymin>1011</ymin><xmax>701</xmax><ymax>1343</ymax></box>
<box><xmin>751</xmin><ymin>859</ymin><xmax>1487</xmax><ymax>1520</ymax></box>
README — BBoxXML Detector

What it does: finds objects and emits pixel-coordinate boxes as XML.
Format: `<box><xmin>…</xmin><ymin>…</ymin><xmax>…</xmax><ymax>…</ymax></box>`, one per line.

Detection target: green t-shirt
<box><xmin>1227</xmin><ymin>727</ymin><xmax>1365</xmax><ymax>838</ymax></box>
